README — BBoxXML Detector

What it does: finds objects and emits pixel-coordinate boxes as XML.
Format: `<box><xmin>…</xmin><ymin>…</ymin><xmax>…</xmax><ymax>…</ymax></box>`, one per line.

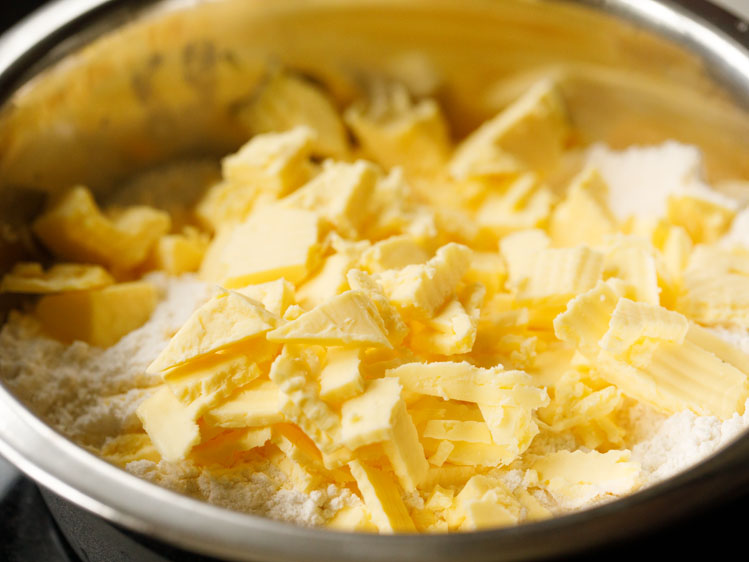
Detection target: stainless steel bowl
<box><xmin>1</xmin><ymin>1</ymin><xmax>749</xmax><ymax>560</ymax></box>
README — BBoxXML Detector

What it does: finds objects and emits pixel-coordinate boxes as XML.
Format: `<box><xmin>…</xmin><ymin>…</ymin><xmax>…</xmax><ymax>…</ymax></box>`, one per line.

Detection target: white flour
<box><xmin>1</xmin><ymin>266</ymin><xmax>748</xmax><ymax>523</ymax></box>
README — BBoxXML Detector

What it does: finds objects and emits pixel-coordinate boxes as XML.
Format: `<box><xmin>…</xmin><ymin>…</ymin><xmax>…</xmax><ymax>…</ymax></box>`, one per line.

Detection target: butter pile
<box><xmin>4</xmin><ymin>71</ymin><xmax>749</xmax><ymax>533</ymax></box>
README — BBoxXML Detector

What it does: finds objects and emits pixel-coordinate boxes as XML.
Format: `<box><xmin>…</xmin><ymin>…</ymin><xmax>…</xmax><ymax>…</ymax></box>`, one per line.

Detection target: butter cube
<box><xmin>204</xmin><ymin>379</ymin><xmax>284</xmax><ymax>428</ymax></box>
<box><xmin>378</xmin><ymin>243</ymin><xmax>471</xmax><ymax>320</ymax></box>
<box><xmin>136</xmin><ymin>387</ymin><xmax>201</xmax><ymax>462</ymax></box>
<box><xmin>387</xmin><ymin>361</ymin><xmax>542</xmax><ymax>406</ymax></box>
<box><xmin>267</xmin><ymin>290</ymin><xmax>391</xmax><ymax>348</ymax></box>
<box><xmin>1</xmin><ymin>262</ymin><xmax>113</xmax><ymax>294</ymax></box>
<box><xmin>475</xmin><ymin>174</ymin><xmax>554</xmax><ymax>237</ymax></box>
<box><xmin>235</xmin><ymin>278</ymin><xmax>295</xmax><ymax>316</ymax></box>
<box><xmin>341</xmin><ymin>378</ymin><xmax>428</xmax><ymax>491</ymax></box>
<box><xmin>348</xmin><ymin>459</ymin><xmax>416</xmax><ymax>533</ymax></box>
<box><xmin>148</xmin><ymin>291</ymin><xmax>279</xmax><ymax>373</ymax></box>
<box><xmin>549</xmin><ymin>166</ymin><xmax>617</xmax><ymax>248</ymax></box>
<box><xmin>33</xmin><ymin>186</ymin><xmax>170</xmax><ymax>272</ymax></box>
<box><xmin>346</xmin><ymin>269</ymin><xmax>408</xmax><ymax>345</ymax></box>
<box><xmin>282</xmin><ymin>160</ymin><xmax>378</xmax><ymax>238</ymax></box>
<box><xmin>534</xmin><ymin>450</ymin><xmax>640</xmax><ymax>509</ymax></box>
<box><xmin>360</xmin><ymin>235</ymin><xmax>429</xmax><ymax>273</ymax></box>
<box><xmin>450</xmin><ymin>78</ymin><xmax>568</xmax><ymax>180</ymax></box>
<box><xmin>319</xmin><ymin>347</ymin><xmax>364</xmax><ymax>404</ymax></box>
<box><xmin>238</xmin><ymin>70</ymin><xmax>349</xmax><ymax>159</ymax></box>
<box><xmin>148</xmin><ymin>229</ymin><xmax>208</xmax><ymax>275</ymax></box>
<box><xmin>499</xmin><ymin>229</ymin><xmax>550</xmax><ymax>289</ymax></box>
<box><xmin>344</xmin><ymin>82</ymin><xmax>450</xmax><ymax>175</ymax></box>
<box><xmin>36</xmin><ymin>281</ymin><xmax>156</xmax><ymax>347</ymax></box>
<box><xmin>218</xmin><ymin>205</ymin><xmax>322</xmax><ymax>287</ymax></box>
<box><xmin>327</xmin><ymin>505</ymin><xmax>378</xmax><ymax>532</ymax></box>
<box><xmin>599</xmin><ymin>298</ymin><xmax>688</xmax><ymax>355</ymax></box>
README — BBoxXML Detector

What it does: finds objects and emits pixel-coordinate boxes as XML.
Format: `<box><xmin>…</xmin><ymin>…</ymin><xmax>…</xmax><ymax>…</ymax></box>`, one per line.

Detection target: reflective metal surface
<box><xmin>0</xmin><ymin>1</ymin><xmax>748</xmax><ymax>560</ymax></box>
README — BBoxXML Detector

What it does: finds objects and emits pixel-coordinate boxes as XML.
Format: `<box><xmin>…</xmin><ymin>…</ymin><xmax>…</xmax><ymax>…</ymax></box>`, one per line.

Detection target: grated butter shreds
<box><xmin>2</xmin><ymin>72</ymin><xmax>749</xmax><ymax>533</ymax></box>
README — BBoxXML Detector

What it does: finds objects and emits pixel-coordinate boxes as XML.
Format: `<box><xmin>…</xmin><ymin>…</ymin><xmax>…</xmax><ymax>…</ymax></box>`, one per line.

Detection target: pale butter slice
<box><xmin>344</xmin><ymin>81</ymin><xmax>450</xmax><ymax>175</ymax></box>
<box><xmin>549</xmin><ymin>166</ymin><xmax>616</xmax><ymax>248</ymax></box>
<box><xmin>348</xmin><ymin>459</ymin><xmax>416</xmax><ymax>533</ymax></box>
<box><xmin>269</xmin><ymin>346</ymin><xmax>348</xmax><ymax>463</ymax></box>
<box><xmin>319</xmin><ymin>347</ymin><xmax>364</xmax><ymax>404</ymax></box>
<box><xmin>163</xmin><ymin>353</ymin><xmax>262</xmax><ymax>417</ymax></box>
<box><xmin>326</xmin><ymin>505</ymin><xmax>378</xmax><ymax>532</ymax></box>
<box><xmin>267</xmin><ymin>290</ymin><xmax>390</xmax><ymax>348</ymax></box>
<box><xmin>36</xmin><ymin>281</ymin><xmax>156</xmax><ymax>348</ymax></box>
<box><xmin>518</xmin><ymin>246</ymin><xmax>604</xmax><ymax>303</ymax></box>
<box><xmin>360</xmin><ymin>235</ymin><xmax>429</xmax><ymax>273</ymax></box>
<box><xmin>341</xmin><ymin>378</ymin><xmax>428</xmax><ymax>491</ymax></box>
<box><xmin>204</xmin><ymin>379</ymin><xmax>284</xmax><ymax>428</ymax></box>
<box><xmin>449</xmin><ymin>78</ymin><xmax>568</xmax><ymax>180</ymax></box>
<box><xmin>604</xmin><ymin>238</ymin><xmax>660</xmax><ymax>306</ymax></box>
<box><xmin>377</xmin><ymin>243</ymin><xmax>471</xmax><ymax>320</ymax></box>
<box><xmin>387</xmin><ymin>361</ymin><xmax>542</xmax><ymax>406</ymax></box>
<box><xmin>219</xmin><ymin>205</ymin><xmax>322</xmax><ymax>287</ymax></box>
<box><xmin>499</xmin><ymin>228</ymin><xmax>550</xmax><ymax>289</ymax></box>
<box><xmin>475</xmin><ymin>174</ymin><xmax>554</xmax><ymax>236</ymax></box>
<box><xmin>422</xmin><ymin>420</ymin><xmax>493</xmax><ymax>444</ymax></box>
<box><xmin>282</xmin><ymin>160</ymin><xmax>378</xmax><ymax>238</ymax></box>
<box><xmin>238</xmin><ymin>71</ymin><xmax>349</xmax><ymax>159</ymax></box>
<box><xmin>296</xmin><ymin>239</ymin><xmax>369</xmax><ymax>309</ymax></box>
<box><xmin>599</xmin><ymin>298</ymin><xmax>688</xmax><ymax>356</ymax></box>
<box><xmin>346</xmin><ymin>269</ymin><xmax>408</xmax><ymax>345</ymax></box>
<box><xmin>235</xmin><ymin>278</ymin><xmax>295</xmax><ymax>317</ymax></box>
<box><xmin>136</xmin><ymin>387</ymin><xmax>201</xmax><ymax>462</ymax></box>
<box><xmin>534</xmin><ymin>450</ymin><xmax>640</xmax><ymax>509</ymax></box>
<box><xmin>0</xmin><ymin>262</ymin><xmax>113</xmax><ymax>294</ymax></box>
<box><xmin>147</xmin><ymin>291</ymin><xmax>279</xmax><ymax>374</ymax></box>
<box><xmin>447</xmin><ymin>475</ymin><xmax>519</xmax><ymax>531</ymax></box>
<box><xmin>410</xmin><ymin>298</ymin><xmax>478</xmax><ymax>356</ymax></box>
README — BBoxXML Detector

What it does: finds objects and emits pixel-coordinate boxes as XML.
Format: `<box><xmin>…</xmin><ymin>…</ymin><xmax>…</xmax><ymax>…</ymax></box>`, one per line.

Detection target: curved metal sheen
<box><xmin>0</xmin><ymin>1</ymin><xmax>748</xmax><ymax>560</ymax></box>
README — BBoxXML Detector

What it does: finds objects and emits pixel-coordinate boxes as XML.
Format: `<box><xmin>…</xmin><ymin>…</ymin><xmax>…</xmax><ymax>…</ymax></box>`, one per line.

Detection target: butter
<box><xmin>348</xmin><ymin>459</ymin><xmax>416</xmax><ymax>533</ymax></box>
<box><xmin>33</xmin><ymin>186</ymin><xmax>170</xmax><ymax>272</ymax></box>
<box><xmin>1</xmin><ymin>262</ymin><xmax>113</xmax><ymax>294</ymax></box>
<box><xmin>36</xmin><ymin>281</ymin><xmax>156</xmax><ymax>347</ymax></box>
<box><xmin>319</xmin><ymin>347</ymin><xmax>364</xmax><ymax>404</ymax></box>
<box><xmin>136</xmin><ymin>387</ymin><xmax>201</xmax><ymax>462</ymax></box>
<box><xmin>204</xmin><ymin>379</ymin><xmax>284</xmax><ymax>428</ymax></box>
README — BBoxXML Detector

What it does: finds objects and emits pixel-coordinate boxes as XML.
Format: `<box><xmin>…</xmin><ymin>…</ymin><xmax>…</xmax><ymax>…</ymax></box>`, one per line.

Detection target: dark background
<box><xmin>0</xmin><ymin>1</ymin><xmax>748</xmax><ymax>561</ymax></box>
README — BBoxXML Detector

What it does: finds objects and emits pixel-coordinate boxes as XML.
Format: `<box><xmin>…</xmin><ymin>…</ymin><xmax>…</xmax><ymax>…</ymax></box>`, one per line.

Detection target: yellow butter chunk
<box><xmin>686</xmin><ymin>324</ymin><xmax>749</xmax><ymax>375</ymax></box>
<box><xmin>238</xmin><ymin>70</ymin><xmax>349</xmax><ymax>159</ymax></box>
<box><xmin>549</xmin><ymin>166</ymin><xmax>616</xmax><ymax>248</ymax></box>
<box><xmin>599</xmin><ymin>298</ymin><xmax>688</xmax><ymax>355</ymax></box>
<box><xmin>427</xmin><ymin>441</ymin><xmax>455</xmax><ymax>467</ymax></box>
<box><xmin>282</xmin><ymin>160</ymin><xmax>378</xmax><ymax>238</ymax></box>
<box><xmin>360</xmin><ymin>235</ymin><xmax>429</xmax><ymax>273</ymax></box>
<box><xmin>677</xmin><ymin>273</ymin><xmax>749</xmax><ymax>327</ymax></box>
<box><xmin>499</xmin><ymin>228</ymin><xmax>550</xmax><ymax>289</ymax></box>
<box><xmin>235</xmin><ymin>278</ymin><xmax>295</xmax><ymax>316</ymax></box>
<box><xmin>33</xmin><ymin>186</ymin><xmax>170</xmax><ymax>272</ymax></box>
<box><xmin>652</xmin><ymin>222</ymin><xmax>692</xmax><ymax>281</ymax></box>
<box><xmin>345</xmin><ymin>81</ymin><xmax>450</xmax><ymax>175</ymax></box>
<box><xmin>449</xmin><ymin>78</ymin><xmax>568</xmax><ymax>180</ymax></box>
<box><xmin>0</xmin><ymin>262</ymin><xmax>113</xmax><ymax>294</ymax></box>
<box><xmin>348</xmin><ymin>459</ymin><xmax>416</xmax><ymax>533</ymax></box>
<box><xmin>378</xmin><ymin>243</ymin><xmax>471</xmax><ymax>320</ymax></box>
<box><xmin>387</xmin><ymin>361</ymin><xmax>545</xmax><ymax>407</ymax></box>
<box><xmin>296</xmin><ymin>239</ymin><xmax>369</xmax><ymax>309</ymax></box>
<box><xmin>36</xmin><ymin>281</ymin><xmax>156</xmax><ymax>347</ymax></box>
<box><xmin>319</xmin><ymin>347</ymin><xmax>364</xmax><ymax>404</ymax></box>
<box><xmin>475</xmin><ymin>174</ymin><xmax>554</xmax><ymax>237</ymax></box>
<box><xmin>148</xmin><ymin>229</ymin><xmax>208</xmax><ymax>275</ymax></box>
<box><xmin>341</xmin><ymin>378</ymin><xmax>428</xmax><ymax>491</ymax></box>
<box><xmin>447</xmin><ymin>476</ymin><xmax>519</xmax><ymax>530</ymax></box>
<box><xmin>478</xmin><ymin>402</ymin><xmax>546</xmax><ymax>461</ymax></box>
<box><xmin>346</xmin><ymin>269</ymin><xmax>408</xmax><ymax>345</ymax></box>
<box><xmin>553</xmin><ymin>279</ymin><xmax>630</xmax><ymax>354</ymax></box>
<box><xmin>604</xmin><ymin>238</ymin><xmax>660</xmax><ymax>305</ymax></box>
<box><xmin>197</xmin><ymin>128</ymin><xmax>314</xmax><ymax>230</ymax></box>
<box><xmin>148</xmin><ymin>291</ymin><xmax>279</xmax><ymax>373</ymax></box>
<box><xmin>267</xmin><ymin>290</ymin><xmax>390</xmax><ymax>348</ymax></box>
<box><xmin>519</xmin><ymin>246</ymin><xmax>604</xmax><ymax>303</ymax></box>
<box><xmin>422</xmin><ymin>420</ymin><xmax>493</xmax><ymax>444</ymax></box>
<box><xmin>464</xmin><ymin>251</ymin><xmax>507</xmax><ymax>297</ymax></box>
<box><xmin>534</xmin><ymin>450</ymin><xmax>640</xmax><ymax>509</ymax></box>
<box><xmin>204</xmin><ymin>379</ymin><xmax>283</xmax><ymax>428</ymax></box>
<box><xmin>327</xmin><ymin>505</ymin><xmax>378</xmax><ymax>532</ymax></box>
<box><xmin>667</xmin><ymin>194</ymin><xmax>735</xmax><ymax>244</ymax></box>
<box><xmin>136</xmin><ymin>387</ymin><xmax>201</xmax><ymax>462</ymax></box>
<box><xmin>410</xmin><ymin>296</ymin><xmax>479</xmax><ymax>356</ymax></box>
<box><xmin>269</xmin><ymin>347</ymin><xmax>347</xmax><ymax>461</ymax></box>
<box><xmin>214</xmin><ymin>205</ymin><xmax>322</xmax><ymax>287</ymax></box>
<box><xmin>162</xmin><ymin>353</ymin><xmax>262</xmax><ymax>416</ymax></box>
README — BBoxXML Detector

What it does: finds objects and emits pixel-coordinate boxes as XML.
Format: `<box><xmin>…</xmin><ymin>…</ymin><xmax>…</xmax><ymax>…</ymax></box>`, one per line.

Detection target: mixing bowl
<box><xmin>1</xmin><ymin>1</ymin><xmax>748</xmax><ymax>560</ymax></box>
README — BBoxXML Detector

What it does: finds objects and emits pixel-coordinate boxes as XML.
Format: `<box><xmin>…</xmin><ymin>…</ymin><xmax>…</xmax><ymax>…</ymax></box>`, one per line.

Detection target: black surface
<box><xmin>0</xmin><ymin>1</ymin><xmax>748</xmax><ymax>561</ymax></box>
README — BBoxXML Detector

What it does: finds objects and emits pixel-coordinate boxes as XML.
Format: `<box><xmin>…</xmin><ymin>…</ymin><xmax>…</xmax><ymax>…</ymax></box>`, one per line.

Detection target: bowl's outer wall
<box><xmin>1</xmin><ymin>1</ymin><xmax>749</xmax><ymax>561</ymax></box>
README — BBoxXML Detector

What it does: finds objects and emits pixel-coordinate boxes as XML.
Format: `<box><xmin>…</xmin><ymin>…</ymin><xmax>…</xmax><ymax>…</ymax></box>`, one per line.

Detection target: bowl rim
<box><xmin>1</xmin><ymin>1</ymin><xmax>749</xmax><ymax>560</ymax></box>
